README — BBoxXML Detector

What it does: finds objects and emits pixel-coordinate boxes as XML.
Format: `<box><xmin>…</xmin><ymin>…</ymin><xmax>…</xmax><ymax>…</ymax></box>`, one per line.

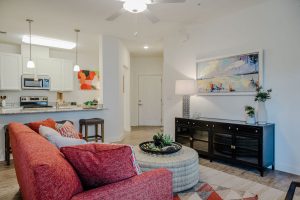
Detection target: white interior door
<box><xmin>138</xmin><ymin>75</ymin><xmax>162</xmax><ymax>126</ymax></box>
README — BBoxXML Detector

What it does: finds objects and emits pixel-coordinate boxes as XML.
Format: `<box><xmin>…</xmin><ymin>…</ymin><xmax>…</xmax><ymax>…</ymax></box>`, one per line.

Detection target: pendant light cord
<box><xmin>75</xmin><ymin>29</ymin><xmax>80</xmax><ymax>65</ymax></box>
<box><xmin>26</xmin><ymin>19</ymin><xmax>33</xmax><ymax>61</ymax></box>
<box><xmin>29</xmin><ymin>21</ymin><xmax>32</xmax><ymax>60</ymax></box>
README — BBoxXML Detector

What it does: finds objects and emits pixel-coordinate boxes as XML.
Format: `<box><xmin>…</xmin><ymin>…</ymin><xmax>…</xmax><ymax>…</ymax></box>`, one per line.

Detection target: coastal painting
<box><xmin>196</xmin><ymin>51</ymin><xmax>262</xmax><ymax>95</ymax></box>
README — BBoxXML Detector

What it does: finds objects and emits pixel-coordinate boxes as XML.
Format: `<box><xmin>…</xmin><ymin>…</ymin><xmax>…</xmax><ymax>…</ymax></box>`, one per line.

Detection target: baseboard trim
<box><xmin>275</xmin><ymin>163</ymin><xmax>300</xmax><ymax>176</ymax></box>
<box><xmin>105</xmin><ymin>131</ymin><xmax>130</xmax><ymax>143</ymax></box>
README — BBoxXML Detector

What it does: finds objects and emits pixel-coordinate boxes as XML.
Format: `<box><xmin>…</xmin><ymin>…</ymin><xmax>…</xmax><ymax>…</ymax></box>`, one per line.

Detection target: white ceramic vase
<box><xmin>246</xmin><ymin>116</ymin><xmax>256</xmax><ymax>124</ymax></box>
<box><xmin>257</xmin><ymin>101</ymin><xmax>267</xmax><ymax>124</ymax></box>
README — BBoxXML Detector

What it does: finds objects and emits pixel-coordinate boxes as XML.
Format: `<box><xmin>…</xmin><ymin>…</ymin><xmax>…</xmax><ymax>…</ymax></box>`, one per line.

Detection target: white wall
<box><xmin>101</xmin><ymin>35</ymin><xmax>130</xmax><ymax>141</ymax></box>
<box><xmin>163</xmin><ymin>0</ymin><xmax>300</xmax><ymax>175</ymax></box>
<box><xmin>0</xmin><ymin>43</ymin><xmax>100</xmax><ymax>105</ymax></box>
<box><xmin>130</xmin><ymin>56</ymin><xmax>163</xmax><ymax>126</ymax></box>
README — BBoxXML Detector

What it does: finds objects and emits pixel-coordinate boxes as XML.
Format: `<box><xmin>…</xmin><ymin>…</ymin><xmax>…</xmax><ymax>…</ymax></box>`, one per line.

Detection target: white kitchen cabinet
<box><xmin>62</xmin><ymin>60</ymin><xmax>74</xmax><ymax>91</ymax></box>
<box><xmin>48</xmin><ymin>59</ymin><xmax>63</xmax><ymax>91</ymax></box>
<box><xmin>36</xmin><ymin>58</ymin><xmax>53</xmax><ymax>75</ymax></box>
<box><xmin>0</xmin><ymin>53</ymin><xmax>22</xmax><ymax>90</ymax></box>
<box><xmin>22</xmin><ymin>56</ymin><xmax>74</xmax><ymax>91</ymax></box>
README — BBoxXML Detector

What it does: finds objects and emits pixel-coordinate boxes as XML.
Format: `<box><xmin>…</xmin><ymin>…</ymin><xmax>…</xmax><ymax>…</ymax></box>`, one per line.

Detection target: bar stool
<box><xmin>79</xmin><ymin>118</ymin><xmax>104</xmax><ymax>142</ymax></box>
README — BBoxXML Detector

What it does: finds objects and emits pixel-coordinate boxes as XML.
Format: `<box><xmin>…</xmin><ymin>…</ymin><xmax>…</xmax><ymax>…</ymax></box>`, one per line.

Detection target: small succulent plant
<box><xmin>153</xmin><ymin>133</ymin><xmax>173</xmax><ymax>148</ymax></box>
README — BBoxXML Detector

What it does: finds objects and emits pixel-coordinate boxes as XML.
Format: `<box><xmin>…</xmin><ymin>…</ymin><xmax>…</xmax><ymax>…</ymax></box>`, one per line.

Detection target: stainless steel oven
<box><xmin>21</xmin><ymin>75</ymin><xmax>50</xmax><ymax>90</ymax></box>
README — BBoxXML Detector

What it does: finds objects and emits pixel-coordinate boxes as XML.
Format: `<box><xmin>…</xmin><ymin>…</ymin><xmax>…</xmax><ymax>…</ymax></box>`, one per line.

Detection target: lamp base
<box><xmin>182</xmin><ymin>95</ymin><xmax>190</xmax><ymax>118</ymax></box>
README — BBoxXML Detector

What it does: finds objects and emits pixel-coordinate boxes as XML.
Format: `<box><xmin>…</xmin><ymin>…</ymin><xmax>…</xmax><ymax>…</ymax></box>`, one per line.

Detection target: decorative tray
<box><xmin>139</xmin><ymin>141</ymin><xmax>182</xmax><ymax>155</ymax></box>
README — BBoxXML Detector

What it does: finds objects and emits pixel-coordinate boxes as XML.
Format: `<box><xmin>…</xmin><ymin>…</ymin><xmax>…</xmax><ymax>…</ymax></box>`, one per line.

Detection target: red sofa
<box><xmin>9</xmin><ymin>122</ymin><xmax>173</xmax><ymax>200</ymax></box>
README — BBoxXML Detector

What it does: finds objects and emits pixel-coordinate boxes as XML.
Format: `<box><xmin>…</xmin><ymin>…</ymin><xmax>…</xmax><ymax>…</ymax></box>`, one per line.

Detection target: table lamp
<box><xmin>175</xmin><ymin>80</ymin><xmax>197</xmax><ymax>118</ymax></box>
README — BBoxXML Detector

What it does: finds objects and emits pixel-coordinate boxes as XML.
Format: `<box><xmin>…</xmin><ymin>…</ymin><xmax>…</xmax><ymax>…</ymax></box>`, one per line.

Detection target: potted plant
<box><xmin>255</xmin><ymin>86</ymin><xmax>272</xmax><ymax>124</ymax></box>
<box><xmin>245</xmin><ymin>106</ymin><xmax>256</xmax><ymax>124</ymax></box>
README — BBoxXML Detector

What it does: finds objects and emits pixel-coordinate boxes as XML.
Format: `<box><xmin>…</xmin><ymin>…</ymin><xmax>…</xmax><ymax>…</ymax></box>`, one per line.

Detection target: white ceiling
<box><xmin>0</xmin><ymin>0</ymin><xmax>265</xmax><ymax>56</ymax></box>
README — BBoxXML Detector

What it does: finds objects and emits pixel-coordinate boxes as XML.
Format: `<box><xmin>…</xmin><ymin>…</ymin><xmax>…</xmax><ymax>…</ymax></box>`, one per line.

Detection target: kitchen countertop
<box><xmin>0</xmin><ymin>107</ymin><xmax>105</xmax><ymax>115</ymax></box>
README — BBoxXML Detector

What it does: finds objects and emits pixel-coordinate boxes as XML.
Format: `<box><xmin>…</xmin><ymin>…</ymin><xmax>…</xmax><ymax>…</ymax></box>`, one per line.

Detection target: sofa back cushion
<box><xmin>27</xmin><ymin>118</ymin><xmax>57</xmax><ymax>133</ymax></box>
<box><xmin>61</xmin><ymin>144</ymin><xmax>139</xmax><ymax>189</ymax></box>
<box><xmin>9</xmin><ymin>122</ymin><xmax>83</xmax><ymax>200</ymax></box>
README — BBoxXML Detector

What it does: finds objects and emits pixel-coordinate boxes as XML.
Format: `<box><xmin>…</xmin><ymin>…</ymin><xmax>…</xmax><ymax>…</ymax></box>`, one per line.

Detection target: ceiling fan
<box><xmin>106</xmin><ymin>0</ymin><xmax>186</xmax><ymax>24</ymax></box>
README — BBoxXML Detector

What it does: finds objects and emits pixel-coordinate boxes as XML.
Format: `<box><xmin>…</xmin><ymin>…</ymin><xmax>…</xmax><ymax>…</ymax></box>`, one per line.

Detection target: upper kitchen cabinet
<box><xmin>47</xmin><ymin>58</ymin><xmax>63</xmax><ymax>91</ymax></box>
<box><xmin>0</xmin><ymin>53</ymin><xmax>22</xmax><ymax>91</ymax></box>
<box><xmin>62</xmin><ymin>60</ymin><xmax>74</xmax><ymax>91</ymax></box>
<box><xmin>22</xmin><ymin>57</ymin><xmax>74</xmax><ymax>91</ymax></box>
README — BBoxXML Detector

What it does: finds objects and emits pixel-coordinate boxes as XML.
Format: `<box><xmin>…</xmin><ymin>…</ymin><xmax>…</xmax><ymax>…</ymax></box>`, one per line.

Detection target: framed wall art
<box><xmin>196</xmin><ymin>50</ymin><xmax>263</xmax><ymax>95</ymax></box>
<box><xmin>77</xmin><ymin>70</ymin><xmax>100</xmax><ymax>90</ymax></box>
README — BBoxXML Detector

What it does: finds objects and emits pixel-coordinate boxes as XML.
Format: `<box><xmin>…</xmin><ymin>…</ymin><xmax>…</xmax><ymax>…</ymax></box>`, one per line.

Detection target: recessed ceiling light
<box><xmin>144</xmin><ymin>45</ymin><xmax>149</xmax><ymax>50</ymax></box>
<box><xmin>22</xmin><ymin>35</ymin><xmax>76</xmax><ymax>49</ymax></box>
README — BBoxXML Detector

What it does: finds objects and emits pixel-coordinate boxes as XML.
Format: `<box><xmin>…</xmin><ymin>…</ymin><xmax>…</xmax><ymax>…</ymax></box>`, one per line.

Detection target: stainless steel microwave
<box><xmin>21</xmin><ymin>75</ymin><xmax>50</xmax><ymax>90</ymax></box>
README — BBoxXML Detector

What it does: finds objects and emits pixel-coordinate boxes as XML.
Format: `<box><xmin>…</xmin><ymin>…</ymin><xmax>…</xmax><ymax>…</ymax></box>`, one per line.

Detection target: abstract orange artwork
<box><xmin>77</xmin><ymin>70</ymin><xmax>100</xmax><ymax>90</ymax></box>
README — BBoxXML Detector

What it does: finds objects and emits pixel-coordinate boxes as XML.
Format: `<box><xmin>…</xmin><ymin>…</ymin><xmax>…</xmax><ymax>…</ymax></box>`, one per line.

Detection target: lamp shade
<box><xmin>175</xmin><ymin>80</ymin><xmax>197</xmax><ymax>95</ymax></box>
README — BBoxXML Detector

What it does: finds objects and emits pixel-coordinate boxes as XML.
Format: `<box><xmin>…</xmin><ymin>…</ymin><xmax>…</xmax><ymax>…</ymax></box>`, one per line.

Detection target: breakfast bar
<box><xmin>0</xmin><ymin>107</ymin><xmax>106</xmax><ymax>163</ymax></box>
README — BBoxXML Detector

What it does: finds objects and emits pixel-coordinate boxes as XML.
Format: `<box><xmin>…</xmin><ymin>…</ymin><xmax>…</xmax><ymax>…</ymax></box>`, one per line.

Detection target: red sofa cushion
<box><xmin>61</xmin><ymin>144</ymin><xmax>139</xmax><ymax>189</ymax></box>
<box><xmin>70</xmin><ymin>169</ymin><xmax>173</xmax><ymax>200</ymax></box>
<box><xmin>27</xmin><ymin>118</ymin><xmax>57</xmax><ymax>133</ymax></box>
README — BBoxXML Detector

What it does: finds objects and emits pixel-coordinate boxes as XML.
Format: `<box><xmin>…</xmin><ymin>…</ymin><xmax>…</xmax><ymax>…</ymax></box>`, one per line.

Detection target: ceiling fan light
<box><xmin>73</xmin><ymin>64</ymin><xmax>80</xmax><ymax>72</ymax></box>
<box><xmin>123</xmin><ymin>0</ymin><xmax>147</xmax><ymax>13</ymax></box>
<box><xmin>27</xmin><ymin>60</ymin><xmax>35</xmax><ymax>69</ymax></box>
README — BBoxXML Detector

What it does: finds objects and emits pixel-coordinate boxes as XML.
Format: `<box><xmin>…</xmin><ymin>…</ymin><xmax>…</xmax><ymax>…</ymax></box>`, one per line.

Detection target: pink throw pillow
<box><xmin>60</xmin><ymin>144</ymin><xmax>139</xmax><ymax>189</ymax></box>
<box><xmin>56</xmin><ymin>121</ymin><xmax>80</xmax><ymax>139</ymax></box>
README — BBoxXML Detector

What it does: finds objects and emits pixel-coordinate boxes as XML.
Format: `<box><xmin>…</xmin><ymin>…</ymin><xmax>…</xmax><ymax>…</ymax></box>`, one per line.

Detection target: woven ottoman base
<box><xmin>133</xmin><ymin>146</ymin><xmax>200</xmax><ymax>193</ymax></box>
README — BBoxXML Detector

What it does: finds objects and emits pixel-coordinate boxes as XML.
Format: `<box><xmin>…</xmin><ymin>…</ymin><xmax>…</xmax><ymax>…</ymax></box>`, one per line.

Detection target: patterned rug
<box><xmin>174</xmin><ymin>182</ymin><xmax>258</xmax><ymax>200</ymax></box>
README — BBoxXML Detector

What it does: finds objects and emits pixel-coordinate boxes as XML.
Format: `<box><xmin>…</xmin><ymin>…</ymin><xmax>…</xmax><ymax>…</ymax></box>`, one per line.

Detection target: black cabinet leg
<box><xmin>210</xmin><ymin>159</ymin><xmax>213</xmax><ymax>162</ymax></box>
<box><xmin>272</xmin><ymin>165</ymin><xmax>275</xmax><ymax>170</ymax></box>
<box><xmin>260</xmin><ymin>170</ymin><xmax>264</xmax><ymax>177</ymax></box>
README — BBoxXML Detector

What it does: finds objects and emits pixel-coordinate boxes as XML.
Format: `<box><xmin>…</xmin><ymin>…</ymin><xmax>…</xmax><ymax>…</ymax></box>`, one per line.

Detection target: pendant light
<box><xmin>73</xmin><ymin>29</ymin><xmax>80</xmax><ymax>72</ymax></box>
<box><xmin>26</xmin><ymin>19</ymin><xmax>35</xmax><ymax>69</ymax></box>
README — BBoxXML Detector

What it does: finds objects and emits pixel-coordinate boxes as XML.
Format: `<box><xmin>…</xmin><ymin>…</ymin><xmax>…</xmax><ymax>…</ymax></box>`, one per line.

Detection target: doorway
<box><xmin>138</xmin><ymin>75</ymin><xmax>162</xmax><ymax>126</ymax></box>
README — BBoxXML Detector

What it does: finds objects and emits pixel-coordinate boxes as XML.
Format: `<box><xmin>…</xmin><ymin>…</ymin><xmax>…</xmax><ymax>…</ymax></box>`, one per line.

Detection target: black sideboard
<box><xmin>175</xmin><ymin>117</ymin><xmax>275</xmax><ymax>176</ymax></box>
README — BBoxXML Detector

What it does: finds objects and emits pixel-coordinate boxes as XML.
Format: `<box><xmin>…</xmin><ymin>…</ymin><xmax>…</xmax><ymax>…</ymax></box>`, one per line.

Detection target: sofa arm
<box><xmin>71</xmin><ymin>168</ymin><xmax>173</xmax><ymax>200</ymax></box>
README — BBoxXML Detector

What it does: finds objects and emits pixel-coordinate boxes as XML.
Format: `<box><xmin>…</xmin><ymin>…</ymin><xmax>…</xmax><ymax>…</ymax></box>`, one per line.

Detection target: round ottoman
<box><xmin>133</xmin><ymin>146</ymin><xmax>199</xmax><ymax>193</ymax></box>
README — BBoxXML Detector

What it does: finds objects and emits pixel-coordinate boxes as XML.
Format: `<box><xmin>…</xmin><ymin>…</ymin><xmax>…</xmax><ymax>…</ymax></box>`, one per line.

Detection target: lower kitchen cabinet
<box><xmin>0</xmin><ymin>53</ymin><xmax>22</xmax><ymax>91</ymax></box>
<box><xmin>175</xmin><ymin>117</ymin><xmax>275</xmax><ymax>176</ymax></box>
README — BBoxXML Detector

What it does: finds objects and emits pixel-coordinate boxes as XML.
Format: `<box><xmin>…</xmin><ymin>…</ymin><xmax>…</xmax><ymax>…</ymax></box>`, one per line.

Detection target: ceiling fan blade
<box><xmin>151</xmin><ymin>0</ymin><xmax>186</xmax><ymax>3</ymax></box>
<box><xmin>106</xmin><ymin>8</ymin><xmax>126</xmax><ymax>21</ymax></box>
<box><xmin>144</xmin><ymin>9</ymin><xmax>160</xmax><ymax>24</ymax></box>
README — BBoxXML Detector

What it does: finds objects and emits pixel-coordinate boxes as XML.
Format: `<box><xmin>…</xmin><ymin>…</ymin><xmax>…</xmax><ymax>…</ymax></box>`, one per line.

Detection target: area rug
<box><xmin>174</xmin><ymin>182</ymin><xmax>258</xmax><ymax>200</ymax></box>
<box><xmin>198</xmin><ymin>165</ymin><xmax>287</xmax><ymax>200</ymax></box>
